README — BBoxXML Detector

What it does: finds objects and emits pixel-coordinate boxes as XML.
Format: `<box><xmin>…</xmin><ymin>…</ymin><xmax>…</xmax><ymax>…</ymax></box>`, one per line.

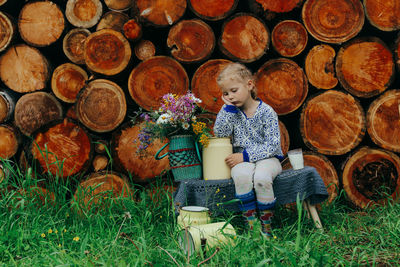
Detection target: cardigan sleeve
<box><xmin>243</xmin><ymin>106</ymin><xmax>283</xmax><ymax>162</ymax></box>
<box><xmin>213</xmin><ymin>105</ymin><xmax>238</xmax><ymax>138</ymax></box>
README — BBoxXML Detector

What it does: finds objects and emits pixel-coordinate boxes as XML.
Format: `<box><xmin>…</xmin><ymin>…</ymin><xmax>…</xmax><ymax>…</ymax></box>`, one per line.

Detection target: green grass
<box><xmin>1</xmin><ymin>158</ymin><xmax>400</xmax><ymax>266</ymax></box>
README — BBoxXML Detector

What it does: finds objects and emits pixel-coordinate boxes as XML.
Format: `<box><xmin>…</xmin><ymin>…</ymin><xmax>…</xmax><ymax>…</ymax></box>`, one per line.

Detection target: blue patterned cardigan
<box><xmin>213</xmin><ymin>100</ymin><xmax>283</xmax><ymax>163</ymax></box>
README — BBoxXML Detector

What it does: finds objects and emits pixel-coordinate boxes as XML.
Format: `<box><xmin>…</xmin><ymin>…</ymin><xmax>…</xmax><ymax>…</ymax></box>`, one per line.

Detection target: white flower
<box><xmin>191</xmin><ymin>116</ymin><xmax>197</xmax><ymax>122</ymax></box>
<box><xmin>156</xmin><ymin>113</ymin><xmax>171</xmax><ymax>124</ymax></box>
<box><xmin>182</xmin><ymin>122</ymin><xmax>190</xmax><ymax>130</ymax></box>
<box><xmin>188</xmin><ymin>93</ymin><xmax>202</xmax><ymax>103</ymax></box>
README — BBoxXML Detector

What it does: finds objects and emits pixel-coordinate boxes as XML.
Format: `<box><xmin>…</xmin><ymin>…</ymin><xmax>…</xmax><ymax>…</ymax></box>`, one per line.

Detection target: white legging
<box><xmin>231</xmin><ymin>157</ymin><xmax>282</xmax><ymax>204</ymax></box>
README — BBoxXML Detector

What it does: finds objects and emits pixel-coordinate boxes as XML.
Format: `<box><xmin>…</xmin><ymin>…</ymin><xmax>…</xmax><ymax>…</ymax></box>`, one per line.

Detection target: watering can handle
<box><xmin>155</xmin><ymin>142</ymin><xmax>169</xmax><ymax>160</ymax></box>
<box><xmin>195</xmin><ymin>141</ymin><xmax>202</xmax><ymax>163</ymax></box>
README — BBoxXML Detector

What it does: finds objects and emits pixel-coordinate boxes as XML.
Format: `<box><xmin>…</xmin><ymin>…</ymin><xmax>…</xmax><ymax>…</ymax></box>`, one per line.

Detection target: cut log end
<box><xmin>167</xmin><ymin>19</ymin><xmax>215</xmax><ymax>63</ymax></box>
<box><xmin>254</xmin><ymin>0</ymin><xmax>302</xmax><ymax>13</ymax></box>
<box><xmin>135</xmin><ymin>0</ymin><xmax>187</xmax><ymax>26</ymax></box>
<box><xmin>188</xmin><ymin>0</ymin><xmax>238</xmax><ymax>21</ymax></box>
<box><xmin>51</xmin><ymin>63</ymin><xmax>88</xmax><ymax>103</ymax></box>
<box><xmin>104</xmin><ymin>0</ymin><xmax>133</xmax><ymax>11</ymax></box>
<box><xmin>0</xmin><ymin>11</ymin><xmax>15</xmax><ymax>52</ymax></box>
<box><xmin>96</xmin><ymin>11</ymin><xmax>130</xmax><ymax>33</ymax></box>
<box><xmin>300</xmin><ymin>90</ymin><xmax>366</xmax><ymax>155</ymax></box>
<box><xmin>63</xmin><ymin>28</ymin><xmax>91</xmax><ymax>65</ymax></box>
<box><xmin>123</xmin><ymin>19</ymin><xmax>142</xmax><ymax>42</ymax></box>
<box><xmin>305</xmin><ymin>44</ymin><xmax>338</xmax><ymax>89</ymax></box>
<box><xmin>279</xmin><ymin>121</ymin><xmax>290</xmax><ymax>156</ymax></box>
<box><xmin>271</xmin><ymin>20</ymin><xmax>308</xmax><ymax>57</ymax></box>
<box><xmin>84</xmin><ymin>29</ymin><xmax>132</xmax><ymax>76</ymax></box>
<box><xmin>18</xmin><ymin>1</ymin><xmax>65</xmax><ymax>47</ymax></box>
<box><xmin>66</xmin><ymin>0</ymin><xmax>103</xmax><ymax>28</ymax></box>
<box><xmin>93</xmin><ymin>155</ymin><xmax>109</xmax><ymax>171</ymax></box>
<box><xmin>0</xmin><ymin>125</ymin><xmax>18</xmax><ymax>159</ymax></box>
<box><xmin>134</xmin><ymin>40</ymin><xmax>155</xmax><ymax>61</ymax></box>
<box><xmin>364</xmin><ymin>0</ymin><xmax>400</xmax><ymax>31</ymax></box>
<box><xmin>220</xmin><ymin>13</ymin><xmax>269</xmax><ymax>63</ymax></box>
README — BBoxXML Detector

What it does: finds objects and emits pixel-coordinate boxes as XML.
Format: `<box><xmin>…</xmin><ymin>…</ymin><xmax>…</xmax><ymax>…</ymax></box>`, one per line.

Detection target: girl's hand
<box><xmin>221</xmin><ymin>95</ymin><xmax>234</xmax><ymax>106</ymax></box>
<box><xmin>225</xmin><ymin>153</ymin><xmax>243</xmax><ymax>168</ymax></box>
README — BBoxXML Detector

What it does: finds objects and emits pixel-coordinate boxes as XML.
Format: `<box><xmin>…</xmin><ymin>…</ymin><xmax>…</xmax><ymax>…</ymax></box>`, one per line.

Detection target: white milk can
<box><xmin>177</xmin><ymin>206</ymin><xmax>210</xmax><ymax>227</ymax></box>
<box><xmin>202</xmin><ymin>137</ymin><xmax>232</xmax><ymax>180</ymax></box>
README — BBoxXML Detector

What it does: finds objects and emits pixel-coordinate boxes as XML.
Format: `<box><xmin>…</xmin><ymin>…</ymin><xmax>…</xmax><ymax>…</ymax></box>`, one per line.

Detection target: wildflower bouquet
<box><xmin>133</xmin><ymin>92</ymin><xmax>212</xmax><ymax>155</ymax></box>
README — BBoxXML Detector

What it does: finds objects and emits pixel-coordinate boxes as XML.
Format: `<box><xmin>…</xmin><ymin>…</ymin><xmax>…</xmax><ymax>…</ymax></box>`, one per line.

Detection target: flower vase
<box><xmin>155</xmin><ymin>134</ymin><xmax>202</xmax><ymax>181</ymax></box>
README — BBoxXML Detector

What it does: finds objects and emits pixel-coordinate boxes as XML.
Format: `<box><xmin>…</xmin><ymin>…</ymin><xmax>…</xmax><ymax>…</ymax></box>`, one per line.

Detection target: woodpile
<box><xmin>0</xmin><ymin>0</ymin><xmax>399</xmax><ymax>209</ymax></box>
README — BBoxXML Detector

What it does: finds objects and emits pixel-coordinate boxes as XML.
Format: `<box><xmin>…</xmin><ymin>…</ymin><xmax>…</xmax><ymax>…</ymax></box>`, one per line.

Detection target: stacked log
<box><xmin>0</xmin><ymin>0</ymin><xmax>399</xmax><ymax>209</ymax></box>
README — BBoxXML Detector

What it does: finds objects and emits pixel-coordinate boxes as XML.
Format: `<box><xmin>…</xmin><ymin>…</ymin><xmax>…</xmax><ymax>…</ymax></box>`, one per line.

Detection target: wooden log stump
<box><xmin>188</xmin><ymin>0</ymin><xmax>238</xmax><ymax>21</ymax></box>
<box><xmin>167</xmin><ymin>19</ymin><xmax>215</xmax><ymax>63</ymax></box>
<box><xmin>219</xmin><ymin>13</ymin><xmax>269</xmax><ymax>63</ymax></box>
<box><xmin>336</xmin><ymin>37</ymin><xmax>395</xmax><ymax>98</ymax></box>
<box><xmin>51</xmin><ymin>63</ymin><xmax>88</xmax><ymax>103</ymax></box>
<box><xmin>96</xmin><ymin>11</ymin><xmax>130</xmax><ymax>33</ymax></box>
<box><xmin>0</xmin><ymin>0</ymin><xmax>7</xmax><ymax>6</ymax></box>
<box><xmin>0</xmin><ymin>11</ymin><xmax>15</xmax><ymax>52</ymax></box>
<box><xmin>0</xmin><ymin>124</ymin><xmax>19</xmax><ymax>159</ymax></box>
<box><xmin>111</xmin><ymin>121</ymin><xmax>170</xmax><ymax>183</ymax></box>
<box><xmin>134</xmin><ymin>0</ymin><xmax>187</xmax><ymax>26</ymax></box>
<box><xmin>30</xmin><ymin>118</ymin><xmax>93</xmax><ymax>179</ymax></box>
<box><xmin>271</xmin><ymin>20</ymin><xmax>308</xmax><ymax>57</ymax></box>
<box><xmin>14</xmin><ymin>92</ymin><xmax>63</xmax><ymax>136</ymax></box>
<box><xmin>63</xmin><ymin>28</ymin><xmax>91</xmax><ymax>65</ymax></box>
<box><xmin>363</xmin><ymin>0</ymin><xmax>400</xmax><ymax>31</ymax></box>
<box><xmin>302</xmin><ymin>0</ymin><xmax>364</xmax><ymax>44</ymax></box>
<box><xmin>305</xmin><ymin>44</ymin><xmax>338</xmax><ymax>90</ymax></box>
<box><xmin>73</xmin><ymin>171</ymin><xmax>131</xmax><ymax>214</ymax></box>
<box><xmin>249</xmin><ymin>0</ymin><xmax>303</xmax><ymax>20</ymax></box>
<box><xmin>94</xmin><ymin>140</ymin><xmax>108</xmax><ymax>154</ymax></box>
<box><xmin>18</xmin><ymin>1</ymin><xmax>64</xmax><ymax>47</ymax></box>
<box><xmin>255</xmin><ymin>58</ymin><xmax>308</xmax><ymax>115</ymax></box>
<box><xmin>128</xmin><ymin>56</ymin><xmax>188</xmax><ymax>111</ymax></box>
<box><xmin>282</xmin><ymin>151</ymin><xmax>339</xmax><ymax>203</ymax></box>
<box><xmin>0</xmin><ymin>44</ymin><xmax>50</xmax><ymax>93</ymax></box>
<box><xmin>300</xmin><ymin>90</ymin><xmax>366</xmax><ymax>155</ymax></box>
<box><xmin>0</xmin><ymin>89</ymin><xmax>15</xmax><ymax>124</ymax></box>
<box><xmin>279</xmin><ymin>120</ymin><xmax>290</xmax><ymax>156</ymax></box>
<box><xmin>104</xmin><ymin>0</ymin><xmax>133</xmax><ymax>11</ymax></box>
<box><xmin>92</xmin><ymin>155</ymin><xmax>109</xmax><ymax>171</ymax></box>
<box><xmin>123</xmin><ymin>19</ymin><xmax>142</xmax><ymax>42</ymax></box>
<box><xmin>66</xmin><ymin>0</ymin><xmax>103</xmax><ymax>28</ymax></box>
<box><xmin>191</xmin><ymin>59</ymin><xmax>232</xmax><ymax>114</ymax></box>
<box><xmin>76</xmin><ymin>79</ymin><xmax>127</xmax><ymax>133</ymax></box>
<box><xmin>84</xmin><ymin>29</ymin><xmax>131</xmax><ymax>76</ymax></box>
<box><xmin>134</xmin><ymin>40</ymin><xmax>155</xmax><ymax>60</ymax></box>
<box><xmin>367</xmin><ymin>89</ymin><xmax>400</xmax><ymax>153</ymax></box>
<box><xmin>342</xmin><ymin>147</ymin><xmax>400</xmax><ymax>209</ymax></box>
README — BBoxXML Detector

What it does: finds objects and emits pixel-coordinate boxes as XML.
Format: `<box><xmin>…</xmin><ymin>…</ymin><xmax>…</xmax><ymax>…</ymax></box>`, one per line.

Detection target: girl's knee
<box><xmin>253</xmin><ymin>175</ymin><xmax>273</xmax><ymax>191</ymax></box>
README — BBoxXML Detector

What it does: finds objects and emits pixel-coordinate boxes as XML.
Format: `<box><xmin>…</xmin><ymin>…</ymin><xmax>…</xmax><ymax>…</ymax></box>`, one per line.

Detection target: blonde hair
<box><xmin>217</xmin><ymin>62</ymin><xmax>257</xmax><ymax>99</ymax></box>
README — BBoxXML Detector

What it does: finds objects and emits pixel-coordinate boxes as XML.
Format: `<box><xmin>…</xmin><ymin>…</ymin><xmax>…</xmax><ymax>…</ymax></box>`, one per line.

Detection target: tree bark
<box><xmin>336</xmin><ymin>37</ymin><xmax>395</xmax><ymax>98</ymax></box>
<box><xmin>134</xmin><ymin>0</ymin><xmax>187</xmax><ymax>26</ymax></box>
<box><xmin>364</xmin><ymin>0</ymin><xmax>400</xmax><ymax>31</ymax></box>
<box><xmin>271</xmin><ymin>20</ymin><xmax>308</xmax><ymax>57</ymax></box>
<box><xmin>96</xmin><ymin>11</ymin><xmax>130</xmax><ymax>33</ymax></box>
<box><xmin>14</xmin><ymin>92</ymin><xmax>63</xmax><ymax>136</ymax></box>
<box><xmin>167</xmin><ymin>19</ymin><xmax>215</xmax><ymax>63</ymax></box>
<box><xmin>30</xmin><ymin>118</ymin><xmax>93</xmax><ymax>179</ymax></box>
<box><xmin>282</xmin><ymin>151</ymin><xmax>339</xmax><ymax>203</ymax></box>
<box><xmin>123</xmin><ymin>19</ymin><xmax>142</xmax><ymax>42</ymax></box>
<box><xmin>342</xmin><ymin>146</ymin><xmax>400</xmax><ymax>208</ymax></box>
<box><xmin>302</xmin><ymin>0</ymin><xmax>364</xmax><ymax>44</ymax></box>
<box><xmin>0</xmin><ymin>44</ymin><xmax>50</xmax><ymax>93</ymax></box>
<box><xmin>305</xmin><ymin>44</ymin><xmax>338</xmax><ymax>90</ymax></box>
<box><xmin>84</xmin><ymin>29</ymin><xmax>131</xmax><ymax>76</ymax></box>
<box><xmin>191</xmin><ymin>59</ymin><xmax>232</xmax><ymax>114</ymax></box>
<box><xmin>300</xmin><ymin>90</ymin><xmax>366</xmax><ymax>155</ymax></box>
<box><xmin>111</xmin><ymin>121</ymin><xmax>170</xmax><ymax>183</ymax></box>
<box><xmin>255</xmin><ymin>58</ymin><xmax>308</xmax><ymax>115</ymax></box>
<box><xmin>219</xmin><ymin>13</ymin><xmax>269</xmax><ymax>63</ymax></box>
<box><xmin>18</xmin><ymin>1</ymin><xmax>64</xmax><ymax>47</ymax></box>
<box><xmin>104</xmin><ymin>0</ymin><xmax>133</xmax><ymax>11</ymax></box>
<box><xmin>65</xmin><ymin>0</ymin><xmax>103</xmax><ymax>28</ymax></box>
<box><xmin>134</xmin><ymin>39</ymin><xmax>155</xmax><ymax>60</ymax></box>
<box><xmin>367</xmin><ymin>89</ymin><xmax>400</xmax><ymax>153</ymax></box>
<box><xmin>51</xmin><ymin>63</ymin><xmax>88</xmax><ymax>103</ymax></box>
<box><xmin>188</xmin><ymin>0</ymin><xmax>238</xmax><ymax>21</ymax></box>
<box><xmin>63</xmin><ymin>28</ymin><xmax>91</xmax><ymax>65</ymax></box>
<box><xmin>0</xmin><ymin>11</ymin><xmax>15</xmax><ymax>52</ymax></box>
<box><xmin>128</xmin><ymin>56</ymin><xmax>189</xmax><ymax>111</ymax></box>
<box><xmin>76</xmin><ymin>79</ymin><xmax>127</xmax><ymax>133</ymax></box>
<box><xmin>0</xmin><ymin>124</ymin><xmax>19</xmax><ymax>159</ymax></box>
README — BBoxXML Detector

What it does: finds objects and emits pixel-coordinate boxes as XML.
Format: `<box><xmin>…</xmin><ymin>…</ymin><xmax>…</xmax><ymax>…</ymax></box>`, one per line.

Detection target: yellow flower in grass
<box><xmin>64</xmin><ymin>229</ymin><xmax>67</xmax><ymax>233</ymax></box>
<box><xmin>48</xmin><ymin>228</ymin><xmax>53</xmax><ymax>234</ymax></box>
<box><xmin>73</xmin><ymin>236</ymin><xmax>80</xmax><ymax>242</ymax></box>
<box><xmin>55</xmin><ymin>230</ymin><xmax>58</xmax><ymax>234</ymax></box>
<box><xmin>58</xmin><ymin>244</ymin><xmax>62</xmax><ymax>248</ymax></box>
<box><xmin>215</xmin><ymin>188</ymin><xmax>220</xmax><ymax>194</ymax></box>
<box><xmin>41</xmin><ymin>233</ymin><xmax>46</xmax><ymax>238</ymax></box>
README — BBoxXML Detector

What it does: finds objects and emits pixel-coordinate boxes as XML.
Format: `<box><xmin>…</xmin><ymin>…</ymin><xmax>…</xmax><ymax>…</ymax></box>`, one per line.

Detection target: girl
<box><xmin>214</xmin><ymin>63</ymin><xmax>283</xmax><ymax>237</ymax></box>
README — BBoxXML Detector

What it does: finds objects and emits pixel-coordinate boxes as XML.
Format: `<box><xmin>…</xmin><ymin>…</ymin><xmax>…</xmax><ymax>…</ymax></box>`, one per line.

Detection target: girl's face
<box><xmin>220</xmin><ymin>77</ymin><xmax>254</xmax><ymax>108</ymax></box>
